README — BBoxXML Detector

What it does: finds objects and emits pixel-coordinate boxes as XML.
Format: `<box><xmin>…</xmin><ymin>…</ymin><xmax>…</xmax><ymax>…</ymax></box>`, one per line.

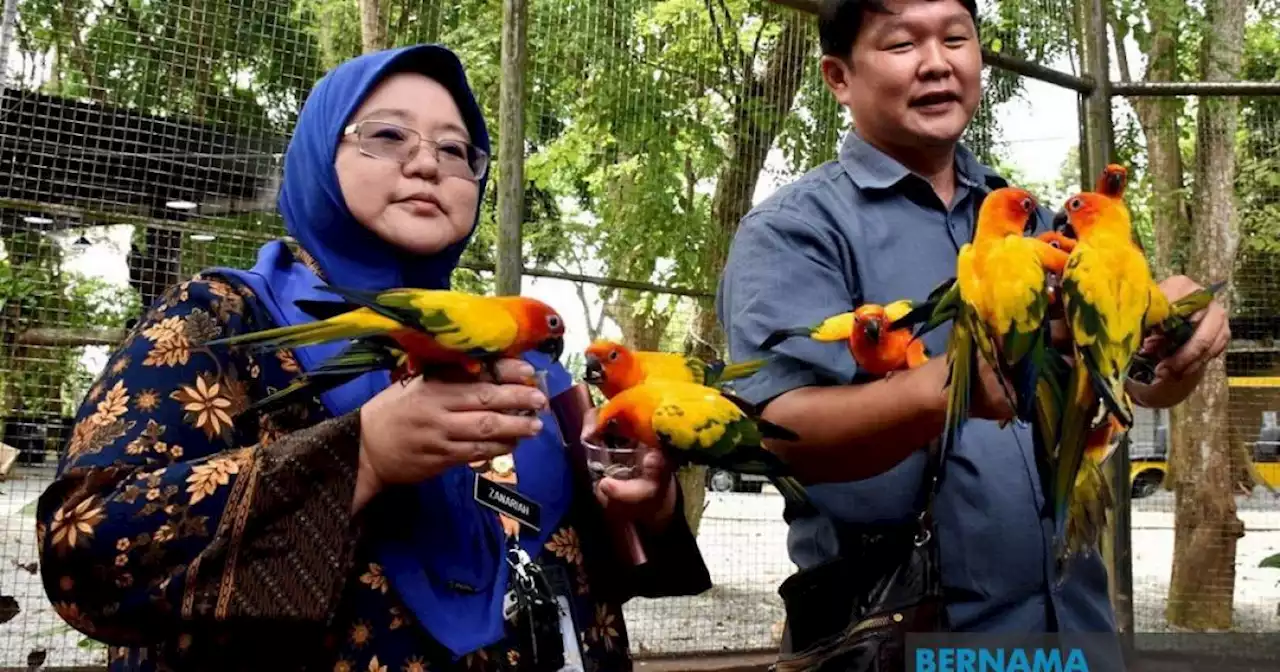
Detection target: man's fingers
<box><xmin>1163</xmin><ymin>308</ymin><xmax>1225</xmax><ymax>378</ymax></box>
<box><xmin>441</xmin><ymin>410</ymin><xmax>544</xmax><ymax>441</ymax></box>
<box><xmin>438</xmin><ymin>381</ymin><xmax>547</xmax><ymax>412</ymax></box>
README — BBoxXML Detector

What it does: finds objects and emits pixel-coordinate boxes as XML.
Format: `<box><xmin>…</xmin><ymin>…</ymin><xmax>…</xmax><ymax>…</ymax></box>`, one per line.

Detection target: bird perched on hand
<box><xmin>590</xmin><ymin>379</ymin><xmax>812</xmax><ymax>512</ymax></box>
<box><xmin>204</xmin><ymin>286</ymin><xmax>566</xmax><ymax>382</ymax></box>
<box><xmin>582</xmin><ymin>340</ymin><xmax>765</xmax><ymax>400</ymax></box>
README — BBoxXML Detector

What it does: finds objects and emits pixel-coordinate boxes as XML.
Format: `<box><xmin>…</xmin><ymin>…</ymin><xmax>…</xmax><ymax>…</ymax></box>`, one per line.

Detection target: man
<box><xmin>716</xmin><ymin>0</ymin><xmax>1230</xmax><ymax>643</ymax></box>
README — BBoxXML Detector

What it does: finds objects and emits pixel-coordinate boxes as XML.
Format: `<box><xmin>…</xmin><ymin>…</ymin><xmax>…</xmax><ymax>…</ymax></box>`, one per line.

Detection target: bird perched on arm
<box><xmin>582</xmin><ymin>340</ymin><xmax>766</xmax><ymax>399</ymax></box>
<box><xmin>760</xmin><ymin>300</ymin><xmax>930</xmax><ymax>378</ymax></box>
<box><xmin>203</xmin><ymin>286</ymin><xmax>566</xmax><ymax>383</ymax></box>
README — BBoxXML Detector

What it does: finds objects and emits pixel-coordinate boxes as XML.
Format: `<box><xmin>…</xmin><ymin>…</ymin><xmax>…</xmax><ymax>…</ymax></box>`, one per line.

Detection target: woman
<box><xmin>36</xmin><ymin>44</ymin><xmax>710</xmax><ymax>671</ymax></box>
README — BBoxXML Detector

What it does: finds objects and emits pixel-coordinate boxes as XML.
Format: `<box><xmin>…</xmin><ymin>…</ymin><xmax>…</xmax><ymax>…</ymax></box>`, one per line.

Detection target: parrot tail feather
<box><xmin>1059</xmin><ymin>459</ymin><xmax>1113</xmax><ymax>564</ymax></box>
<box><xmin>320</xmin><ymin>285</ymin><xmax>421</xmax><ymax>327</ymax></box>
<box><xmin>714</xmin><ymin>358</ymin><xmax>768</xmax><ymax>384</ymax></box>
<box><xmin>761</xmin><ymin>327</ymin><xmax>814</xmax><ymax>350</ymax></box>
<box><xmin>940</xmin><ymin>318</ymin><xmax>976</xmax><ymax>465</ymax></box>
<box><xmin>244</xmin><ymin>340</ymin><xmax>403</xmax><ymax>416</ymax></box>
<box><xmin>202</xmin><ymin>320</ymin><xmax>383</xmax><ymax>352</ymax></box>
<box><xmin>770</xmin><ymin>475</ymin><xmax>815</xmax><ymax>514</ymax></box>
<box><xmin>294</xmin><ymin>298</ymin><xmax>361</xmax><ymax>321</ymax></box>
<box><xmin>756</xmin><ymin>419</ymin><xmax>801</xmax><ymax>443</ymax></box>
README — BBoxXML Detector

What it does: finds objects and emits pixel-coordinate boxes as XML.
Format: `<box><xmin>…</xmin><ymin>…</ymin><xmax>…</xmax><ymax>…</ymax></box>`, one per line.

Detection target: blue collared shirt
<box><xmin>716</xmin><ymin>131</ymin><xmax>1118</xmax><ymax>635</ymax></box>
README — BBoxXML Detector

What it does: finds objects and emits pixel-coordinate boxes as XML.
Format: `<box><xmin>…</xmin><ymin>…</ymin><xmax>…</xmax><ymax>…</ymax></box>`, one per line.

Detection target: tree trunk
<box><xmin>677</xmin><ymin>10</ymin><xmax>807</xmax><ymax>537</ymax></box>
<box><xmin>689</xmin><ymin>9</ymin><xmax>810</xmax><ymax>362</ymax></box>
<box><xmin>1165</xmin><ymin>0</ymin><xmax>1247</xmax><ymax>631</ymax></box>
<box><xmin>1122</xmin><ymin>0</ymin><xmax>1194</xmax><ymax>496</ymax></box>
<box><xmin>360</xmin><ymin>0</ymin><xmax>388</xmax><ymax>54</ymax></box>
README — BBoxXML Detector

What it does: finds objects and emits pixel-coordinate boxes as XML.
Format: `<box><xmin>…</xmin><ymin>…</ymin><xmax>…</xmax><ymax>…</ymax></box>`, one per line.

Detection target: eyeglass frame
<box><xmin>341</xmin><ymin>119</ymin><xmax>490</xmax><ymax>182</ymax></box>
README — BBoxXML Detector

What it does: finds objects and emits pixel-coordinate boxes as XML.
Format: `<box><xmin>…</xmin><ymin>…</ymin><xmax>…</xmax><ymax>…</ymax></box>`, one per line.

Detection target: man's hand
<box><xmin>1128</xmin><ymin>275</ymin><xmax>1231</xmax><ymax>408</ymax></box>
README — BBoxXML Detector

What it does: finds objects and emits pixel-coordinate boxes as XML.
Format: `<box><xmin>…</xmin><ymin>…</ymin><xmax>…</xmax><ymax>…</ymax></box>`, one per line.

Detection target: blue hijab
<box><xmin>212</xmin><ymin>44</ymin><xmax>574</xmax><ymax>660</ymax></box>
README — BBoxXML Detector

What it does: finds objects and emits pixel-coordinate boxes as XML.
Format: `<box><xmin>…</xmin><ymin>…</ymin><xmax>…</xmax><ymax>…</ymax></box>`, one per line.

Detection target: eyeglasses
<box><xmin>342</xmin><ymin>120</ymin><xmax>489</xmax><ymax>182</ymax></box>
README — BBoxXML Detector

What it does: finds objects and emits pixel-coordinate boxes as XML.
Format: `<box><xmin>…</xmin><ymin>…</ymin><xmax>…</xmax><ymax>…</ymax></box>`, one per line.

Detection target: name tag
<box><xmin>474</xmin><ymin>475</ymin><xmax>542</xmax><ymax>533</ymax></box>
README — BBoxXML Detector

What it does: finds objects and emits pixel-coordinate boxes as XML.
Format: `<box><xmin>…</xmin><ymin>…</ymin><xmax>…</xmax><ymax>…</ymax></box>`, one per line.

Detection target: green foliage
<box><xmin>0</xmin><ymin>232</ymin><xmax>140</xmax><ymax>416</ymax></box>
<box><xmin>17</xmin><ymin>0</ymin><xmax>323</xmax><ymax>131</ymax></box>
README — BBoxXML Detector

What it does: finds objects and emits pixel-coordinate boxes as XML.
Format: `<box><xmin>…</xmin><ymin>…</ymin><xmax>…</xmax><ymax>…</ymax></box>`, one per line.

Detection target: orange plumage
<box><xmin>848</xmin><ymin>303</ymin><xmax>929</xmax><ymax>377</ymax></box>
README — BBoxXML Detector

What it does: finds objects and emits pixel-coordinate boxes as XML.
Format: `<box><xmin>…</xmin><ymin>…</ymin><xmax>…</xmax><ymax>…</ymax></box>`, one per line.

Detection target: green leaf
<box><xmin>1260</xmin><ymin>553</ymin><xmax>1280</xmax><ymax>569</ymax></box>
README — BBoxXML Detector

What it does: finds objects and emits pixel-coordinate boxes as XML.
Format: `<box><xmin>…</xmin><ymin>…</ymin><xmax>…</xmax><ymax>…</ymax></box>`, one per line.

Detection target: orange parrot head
<box><xmin>1095</xmin><ymin>163</ymin><xmax>1128</xmax><ymax>200</ymax></box>
<box><xmin>583</xmin><ymin>339</ymin><xmax>642</xmax><ymax>391</ymax></box>
<box><xmin>977</xmin><ymin>187</ymin><xmax>1040</xmax><ymax>238</ymax></box>
<box><xmin>1053</xmin><ymin>191</ymin><xmax>1129</xmax><ymax>242</ymax></box>
<box><xmin>851</xmin><ymin>303</ymin><xmax>891</xmax><ymax>346</ymax></box>
<box><xmin>497</xmin><ymin>296</ymin><xmax>566</xmax><ymax>361</ymax></box>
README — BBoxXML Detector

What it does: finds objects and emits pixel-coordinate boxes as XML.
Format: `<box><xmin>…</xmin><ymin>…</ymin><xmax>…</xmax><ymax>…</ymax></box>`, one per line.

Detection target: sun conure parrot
<box><xmin>581</xmin><ymin>340</ymin><xmax>766</xmax><ymax>399</ymax></box>
<box><xmin>203</xmin><ymin>287</ymin><xmax>566</xmax><ymax>382</ymax></box>
<box><xmin>591</xmin><ymin>379</ymin><xmax>813</xmax><ymax>512</ymax></box>
<box><xmin>760</xmin><ymin>300</ymin><xmax>930</xmax><ymax>378</ymax></box>
<box><xmin>889</xmin><ymin>188</ymin><xmax>1070</xmax><ymax>474</ymax></box>
<box><xmin>1050</xmin><ymin>188</ymin><xmax>1164</xmax><ymax>561</ymax></box>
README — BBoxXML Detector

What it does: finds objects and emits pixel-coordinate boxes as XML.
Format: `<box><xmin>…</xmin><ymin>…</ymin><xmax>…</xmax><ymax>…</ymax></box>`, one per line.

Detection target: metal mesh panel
<box><xmin>1111</xmin><ymin>90</ymin><xmax>1280</xmax><ymax>635</ymax></box>
<box><xmin>0</xmin><ymin>0</ymin><xmax>1276</xmax><ymax>666</ymax></box>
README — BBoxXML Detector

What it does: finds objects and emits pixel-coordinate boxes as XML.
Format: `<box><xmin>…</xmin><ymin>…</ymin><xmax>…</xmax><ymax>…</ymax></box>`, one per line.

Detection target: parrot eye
<box><xmin>546</xmin><ymin>315</ymin><xmax>561</xmax><ymax>330</ymax></box>
<box><xmin>608</xmin><ymin>350</ymin><xmax>619</xmax><ymax>361</ymax></box>
<box><xmin>1020</xmin><ymin>197</ymin><xmax>1034</xmax><ymax>212</ymax></box>
<box><xmin>1069</xmin><ymin>197</ymin><xmax>1083</xmax><ymax>210</ymax></box>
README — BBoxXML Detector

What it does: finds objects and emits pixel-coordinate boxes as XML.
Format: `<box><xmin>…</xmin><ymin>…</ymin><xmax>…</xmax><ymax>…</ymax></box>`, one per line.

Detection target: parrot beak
<box><xmin>1024</xmin><ymin>211</ymin><xmax>1039</xmax><ymax>236</ymax></box>
<box><xmin>583</xmin><ymin>355</ymin><xmax>604</xmax><ymax>384</ymax></box>
<box><xmin>1051</xmin><ymin>208</ymin><xmax>1075</xmax><ymax>238</ymax></box>
<box><xmin>863</xmin><ymin>318</ymin><xmax>881</xmax><ymax>344</ymax></box>
<box><xmin>537</xmin><ymin>336</ymin><xmax>565</xmax><ymax>362</ymax></box>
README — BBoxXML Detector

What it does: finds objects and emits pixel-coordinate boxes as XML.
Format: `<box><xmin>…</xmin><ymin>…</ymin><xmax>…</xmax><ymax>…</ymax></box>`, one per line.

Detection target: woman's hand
<box><xmin>581</xmin><ymin>408</ymin><xmax>679</xmax><ymax>534</ymax></box>
<box><xmin>352</xmin><ymin>358</ymin><xmax>548</xmax><ymax>513</ymax></box>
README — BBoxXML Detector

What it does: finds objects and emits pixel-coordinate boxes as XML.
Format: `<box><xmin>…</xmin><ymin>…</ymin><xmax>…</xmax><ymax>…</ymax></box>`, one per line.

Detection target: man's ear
<box><xmin>820</xmin><ymin>54</ymin><xmax>853</xmax><ymax>101</ymax></box>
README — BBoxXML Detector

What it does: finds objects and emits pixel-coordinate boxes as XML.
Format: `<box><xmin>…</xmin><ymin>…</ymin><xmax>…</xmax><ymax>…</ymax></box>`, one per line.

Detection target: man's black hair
<box><xmin>818</xmin><ymin>0</ymin><xmax>980</xmax><ymax>58</ymax></box>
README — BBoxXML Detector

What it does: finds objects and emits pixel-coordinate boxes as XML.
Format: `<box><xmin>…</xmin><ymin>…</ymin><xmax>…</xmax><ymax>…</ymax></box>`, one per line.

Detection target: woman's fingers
<box><xmin>440</xmin><ymin>410</ymin><xmax>544</xmax><ymax>441</ymax></box>
<box><xmin>451</xmin><ymin>440</ymin><xmax>521</xmax><ymax>463</ymax></box>
<box><xmin>435</xmin><ymin>381</ymin><xmax>547</xmax><ymax>413</ymax></box>
<box><xmin>491</xmin><ymin>358</ymin><xmax>537</xmax><ymax>385</ymax></box>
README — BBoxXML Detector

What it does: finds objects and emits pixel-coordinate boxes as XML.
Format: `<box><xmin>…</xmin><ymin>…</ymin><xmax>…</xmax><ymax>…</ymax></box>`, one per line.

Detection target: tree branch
<box><xmin>15</xmin><ymin>327</ymin><xmax>127</xmax><ymax>347</ymax></box>
<box><xmin>704</xmin><ymin>0</ymin><xmax>739</xmax><ymax>100</ymax></box>
<box><xmin>1104</xmin><ymin>0</ymin><xmax>1134</xmax><ymax>83</ymax></box>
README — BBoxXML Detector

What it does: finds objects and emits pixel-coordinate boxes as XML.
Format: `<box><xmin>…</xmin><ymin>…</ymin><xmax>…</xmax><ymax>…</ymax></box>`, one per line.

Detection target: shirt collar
<box><xmin>838</xmin><ymin>130</ymin><xmax>1008</xmax><ymax>193</ymax></box>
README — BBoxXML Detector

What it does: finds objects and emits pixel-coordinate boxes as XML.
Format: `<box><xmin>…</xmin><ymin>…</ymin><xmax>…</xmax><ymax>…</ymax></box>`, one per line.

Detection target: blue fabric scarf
<box><xmin>211</xmin><ymin>44</ymin><xmax>574</xmax><ymax>660</ymax></box>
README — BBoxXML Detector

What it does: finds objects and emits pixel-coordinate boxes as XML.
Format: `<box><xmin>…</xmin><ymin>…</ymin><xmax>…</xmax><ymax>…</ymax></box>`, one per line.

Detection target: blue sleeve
<box><xmin>716</xmin><ymin>208</ymin><xmax>863</xmax><ymax>407</ymax></box>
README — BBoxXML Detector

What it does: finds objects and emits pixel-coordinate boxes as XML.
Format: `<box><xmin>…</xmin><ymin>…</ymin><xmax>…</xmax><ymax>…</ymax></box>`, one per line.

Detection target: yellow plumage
<box><xmin>958</xmin><ymin>234</ymin><xmax>1050</xmax><ymax>343</ymax></box>
<box><xmin>808</xmin><ymin>312</ymin><xmax>855</xmax><ymax>342</ymax></box>
<box><xmin>882</xmin><ymin>299</ymin><xmax>915</xmax><ymax>323</ymax></box>
<box><xmin>648</xmin><ymin>381</ymin><xmax>743</xmax><ymax>453</ymax></box>
<box><xmin>634</xmin><ymin>352</ymin><xmax>702</xmax><ymax>385</ymax></box>
<box><xmin>389</xmin><ymin>290</ymin><xmax>521</xmax><ymax>352</ymax></box>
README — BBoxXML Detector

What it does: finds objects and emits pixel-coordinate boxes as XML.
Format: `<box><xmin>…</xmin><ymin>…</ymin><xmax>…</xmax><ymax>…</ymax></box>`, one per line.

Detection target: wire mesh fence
<box><xmin>0</xmin><ymin>0</ymin><xmax>1276</xmax><ymax>667</ymax></box>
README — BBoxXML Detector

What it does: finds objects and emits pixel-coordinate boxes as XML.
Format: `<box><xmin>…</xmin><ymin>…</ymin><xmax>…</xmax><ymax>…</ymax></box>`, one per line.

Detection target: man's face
<box><xmin>823</xmin><ymin>0</ymin><xmax>983</xmax><ymax>150</ymax></box>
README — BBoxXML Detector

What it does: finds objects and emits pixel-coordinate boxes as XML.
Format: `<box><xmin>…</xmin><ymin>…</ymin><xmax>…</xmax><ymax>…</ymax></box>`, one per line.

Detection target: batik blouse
<box><xmin>35</xmin><ymin>264</ymin><xmax>712</xmax><ymax>672</ymax></box>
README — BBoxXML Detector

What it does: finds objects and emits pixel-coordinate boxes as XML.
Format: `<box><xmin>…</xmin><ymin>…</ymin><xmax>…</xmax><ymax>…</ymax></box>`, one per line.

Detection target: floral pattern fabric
<box><xmin>36</xmin><ymin>271</ymin><xmax>711</xmax><ymax>671</ymax></box>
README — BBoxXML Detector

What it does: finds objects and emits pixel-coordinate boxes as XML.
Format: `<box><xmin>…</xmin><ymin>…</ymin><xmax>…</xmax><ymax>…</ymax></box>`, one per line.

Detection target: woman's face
<box><xmin>335</xmin><ymin>72</ymin><xmax>483</xmax><ymax>256</ymax></box>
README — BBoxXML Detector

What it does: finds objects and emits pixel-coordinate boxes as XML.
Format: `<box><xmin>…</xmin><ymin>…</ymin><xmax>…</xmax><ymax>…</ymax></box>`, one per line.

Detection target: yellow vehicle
<box><xmin>1129</xmin><ymin>376</ymin><xmax>1280</xmax><ymax>499</ymax></box>
<box><xmin>1129</xmin><ymin>458</ymin><xmax>1280</xmax><ymax>499</ymax></box>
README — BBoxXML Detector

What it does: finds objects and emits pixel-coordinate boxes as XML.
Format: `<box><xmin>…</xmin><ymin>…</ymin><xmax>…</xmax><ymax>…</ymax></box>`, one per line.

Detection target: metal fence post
<box><xmin>1081</xmin><ymin>0</ymin><xmax>1136</xmax><ymax>645</ymax></box>
<box><xmin>496</xmin><ymin>0</ymin><xmax>529</xmax><ymax>296</ymax></box>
